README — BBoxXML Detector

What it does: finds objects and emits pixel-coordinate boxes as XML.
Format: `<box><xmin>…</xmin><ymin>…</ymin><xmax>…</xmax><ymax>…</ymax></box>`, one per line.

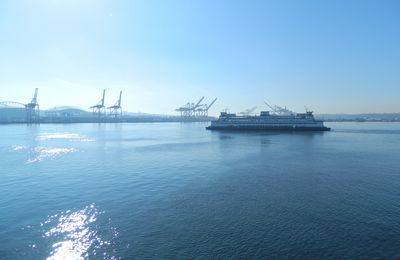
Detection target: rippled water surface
<box><xmin>1</xmin><ymin>122</ymin><xmax>400</xmax><ymax>259</ymax></box>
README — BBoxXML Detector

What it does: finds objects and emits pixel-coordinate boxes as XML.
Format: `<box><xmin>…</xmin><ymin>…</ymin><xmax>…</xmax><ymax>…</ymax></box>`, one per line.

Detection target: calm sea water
<box><xmin>0</xmin><ymin>122</ymin><xmax>400</xmax><ymax>259</ymax></box>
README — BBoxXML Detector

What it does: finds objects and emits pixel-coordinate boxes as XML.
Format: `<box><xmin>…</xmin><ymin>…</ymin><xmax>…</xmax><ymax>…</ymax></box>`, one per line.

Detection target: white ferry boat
<box><xmin>206</xmin><ymin>109</ymin><xmax>330</xmax><ymax>131</ymax></box>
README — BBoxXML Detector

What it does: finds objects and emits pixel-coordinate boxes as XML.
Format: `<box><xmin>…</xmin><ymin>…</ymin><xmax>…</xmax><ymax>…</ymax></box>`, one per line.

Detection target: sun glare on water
<box><xmin>42</xmin><ymin>204</ymin><xmax>116</xmax><ymax>260</ymax></box>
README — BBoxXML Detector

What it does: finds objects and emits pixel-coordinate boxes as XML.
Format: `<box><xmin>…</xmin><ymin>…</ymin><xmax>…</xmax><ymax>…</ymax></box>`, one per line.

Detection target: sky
<box><xmin>0</xmin><ymin>0</ymin><xmax>399</xmax><ymax>115</ymax></box>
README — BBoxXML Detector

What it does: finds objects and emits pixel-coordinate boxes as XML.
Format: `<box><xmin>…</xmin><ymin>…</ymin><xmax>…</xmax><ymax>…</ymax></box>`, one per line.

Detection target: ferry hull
<box><xmin>206</xmin><ymin>125</ymin><xmax>331</xmax><ymax>131</ymax></box>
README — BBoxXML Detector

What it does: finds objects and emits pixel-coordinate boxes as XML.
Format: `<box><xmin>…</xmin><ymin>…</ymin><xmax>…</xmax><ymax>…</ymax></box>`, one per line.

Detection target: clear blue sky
<box><xmin>0</xmin><ymin>0</ymin><xmax>399</xmax><ymax>115</ymax></box>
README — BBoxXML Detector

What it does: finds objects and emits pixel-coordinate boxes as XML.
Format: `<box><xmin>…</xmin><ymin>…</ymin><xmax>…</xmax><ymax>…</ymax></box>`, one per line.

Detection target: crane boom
<box><xmin>207</xmin><ymin>98</ymin><xmax>217</xmax><ymax>110</ymax></box>
<box><xmin>193</xmin><ymin>96</ymin><xmax>205</xmax><ymax>109</ymax></box>
<box><xmin>239</xmin><ymin>106</ymin><xmax>257</xmax><ymax>115</ymax></box>
<box><xmin>101</xmin><ymin>89</ymin><xmax>105</xmax><ymax>106</ymax></box>
<box><xmin>118</xmin><ymin>91</ymin><xmax>122</xmax><ymax>107</ymax></box>
<box><xmin>248</xmin><ymin>106</ymin><xmax>257</xmax><ymax>113</ymax></box>
<box><xmin>31</xmin><ymin>88</ymin><xmax>38</xmax><ymax>104</ymax></box>
<box><xmin>264</xmin><ymin>101</ymin><xmax>275</xmax><ymax>111</ymax></box>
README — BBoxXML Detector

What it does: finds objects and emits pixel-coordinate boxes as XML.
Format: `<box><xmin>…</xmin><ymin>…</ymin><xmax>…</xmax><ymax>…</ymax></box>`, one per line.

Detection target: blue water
<box><xmin>1</xmin><ymin>122</ymin><xmax>400</xmax><ymax>259</ymax></box>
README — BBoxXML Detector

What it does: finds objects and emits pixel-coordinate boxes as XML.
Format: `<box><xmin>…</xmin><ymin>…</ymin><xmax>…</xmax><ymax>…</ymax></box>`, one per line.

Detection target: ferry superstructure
<box><xmin>206</xmin><ymin>110</ymin><xmax>330</xmax><ymax>131</ymax></box>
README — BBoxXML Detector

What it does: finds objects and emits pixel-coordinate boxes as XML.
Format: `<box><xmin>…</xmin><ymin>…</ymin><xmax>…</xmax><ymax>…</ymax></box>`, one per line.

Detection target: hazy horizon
<box><xmin>1</xmin><ymin>0</ymin><xmax>399</xmax><ymax>116</ymax></box>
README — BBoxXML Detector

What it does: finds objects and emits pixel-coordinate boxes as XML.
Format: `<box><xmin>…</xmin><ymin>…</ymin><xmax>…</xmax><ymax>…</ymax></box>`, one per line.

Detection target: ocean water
<box><xmin>0</xmin><ymin>122</ymin><xmax>400</xmax><ymax>259</ymax></box>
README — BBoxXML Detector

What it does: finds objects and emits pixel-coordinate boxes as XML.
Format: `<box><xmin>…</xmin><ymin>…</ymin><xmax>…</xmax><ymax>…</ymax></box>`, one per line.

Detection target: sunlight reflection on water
<box><xmin>42</xmin><ymin>204</ymin><xmax>116</xmax><ymax>260</ymax></box>
<box><xmin>27</xmin><ymin>147</ymin><xmax>79</xmax><ymax>164</ymax></box>
<box><xmin>10</xmin><ymin>132</ymin><xmax>95</xmax><ymax>164</ymax></box>
<box><xmin>11</xmin><ymin>145</ymin><xmax>27</xmax><ymax>151</ymax></box>
<box><xmin>36</xmin><ymin>133</ymin><xmax>94</xmax><ymax>142</ymax></box>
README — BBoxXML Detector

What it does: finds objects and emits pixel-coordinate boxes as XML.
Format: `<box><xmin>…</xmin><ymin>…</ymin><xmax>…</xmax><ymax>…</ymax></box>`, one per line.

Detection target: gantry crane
<box><xmin>195</xmin><ymin>98</ymin><xmax>217</xmax><ymax>117</ymax></box>
<box><xmin>238</xmin><ymin>106</ymin><xmax>257</xmax><ymax>116</ymax></box>
<box><xmin>25</xmin><ymin>88</ymin><xmax>39</xmax><ymax>124</ymax></box>
<box><xmin>107</xmin><ymin>91</ymin><xmax>122</xmax><ymax>118</ymax></box>
<box><xmin>264</xmin><ymin>101</ymin><xmax>295</xmax><ymax>115</ymax></box>
<box><xmin>91</xmin><ymin>89</ymin><xmax>106</xmax><ymax>117</ymax></box>
<box><xmin>176</xmin><ymin>96</ymin><xmax>205</xmax><ymax>117</ymax></box>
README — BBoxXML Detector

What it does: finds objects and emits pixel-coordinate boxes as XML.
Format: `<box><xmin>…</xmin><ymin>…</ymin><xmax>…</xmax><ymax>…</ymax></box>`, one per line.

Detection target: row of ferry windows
<box><xmin>221</xmin><ymin>119</ymin><xmax>312</xmax><ymax>123</ymax></box>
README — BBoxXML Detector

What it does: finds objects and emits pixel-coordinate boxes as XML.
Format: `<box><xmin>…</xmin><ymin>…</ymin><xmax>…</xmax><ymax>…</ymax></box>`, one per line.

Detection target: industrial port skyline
<box><xmin>2</xmin><ymin>81</ymin><xmax>400</xmax><ymax>116</ymax></box>
<box><xmin>0</xmin><ymin>87</ymin><xmax>219</xmax><ymax>123</ymax></box>
<box><xmin>1</xmin><ymin>87</ymin><xmax>399</xmax><ymax>124</ymax></box>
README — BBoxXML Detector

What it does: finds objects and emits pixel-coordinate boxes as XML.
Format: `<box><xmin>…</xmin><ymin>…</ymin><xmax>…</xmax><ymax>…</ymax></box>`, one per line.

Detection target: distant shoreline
<box><xmin>1</xmin><ymin>119</ymin><xmax>399</xmax><ymax>125</ymax></box>
<box><xmin>0</xmin><ymin>118</ymin><xmax>214</xmax><ymax>125</ymax></box>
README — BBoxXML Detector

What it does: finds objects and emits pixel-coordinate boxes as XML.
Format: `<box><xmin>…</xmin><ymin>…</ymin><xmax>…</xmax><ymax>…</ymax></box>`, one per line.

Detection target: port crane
<box><xmin>264</xmin><ymin>101</ymin><xmax>295</xmax><ymax>115</ymax></box>
<box><xmin>192</xmin><ymin>96</ymin><xmax>205</xmax><ymax>112</ymax></box>
<box><xmin>304</xmin><ymin>106</ymin><xmax>313</xmax><ymax>113</ymax></box>
<box><xmin>107</xmin><ymin>91</ymin><xmax>122</xmax><ymax>118</ymax></box>
<box><xmin>176</xmin><ymin>96</ymin><xmax>205</xmax><ymax>117</ymax></box>
<box><xmin>25</xmin><ymin>88</ymin><xmax>39</xmax><ymax>123</ymax></box>
<box><xmin>91</xmin><ymin>89</ymin><xmax>106</xmax><ymax>117</ymax></box>
<box><xmin>195</xmin><ymin>98</ymin><xmax>217</xmax><ymax>117</ymax></box>
<box><xmin>238</xmin><ymin>106</ymin><xmax>257</xmax><ymax>116</ymax></box>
